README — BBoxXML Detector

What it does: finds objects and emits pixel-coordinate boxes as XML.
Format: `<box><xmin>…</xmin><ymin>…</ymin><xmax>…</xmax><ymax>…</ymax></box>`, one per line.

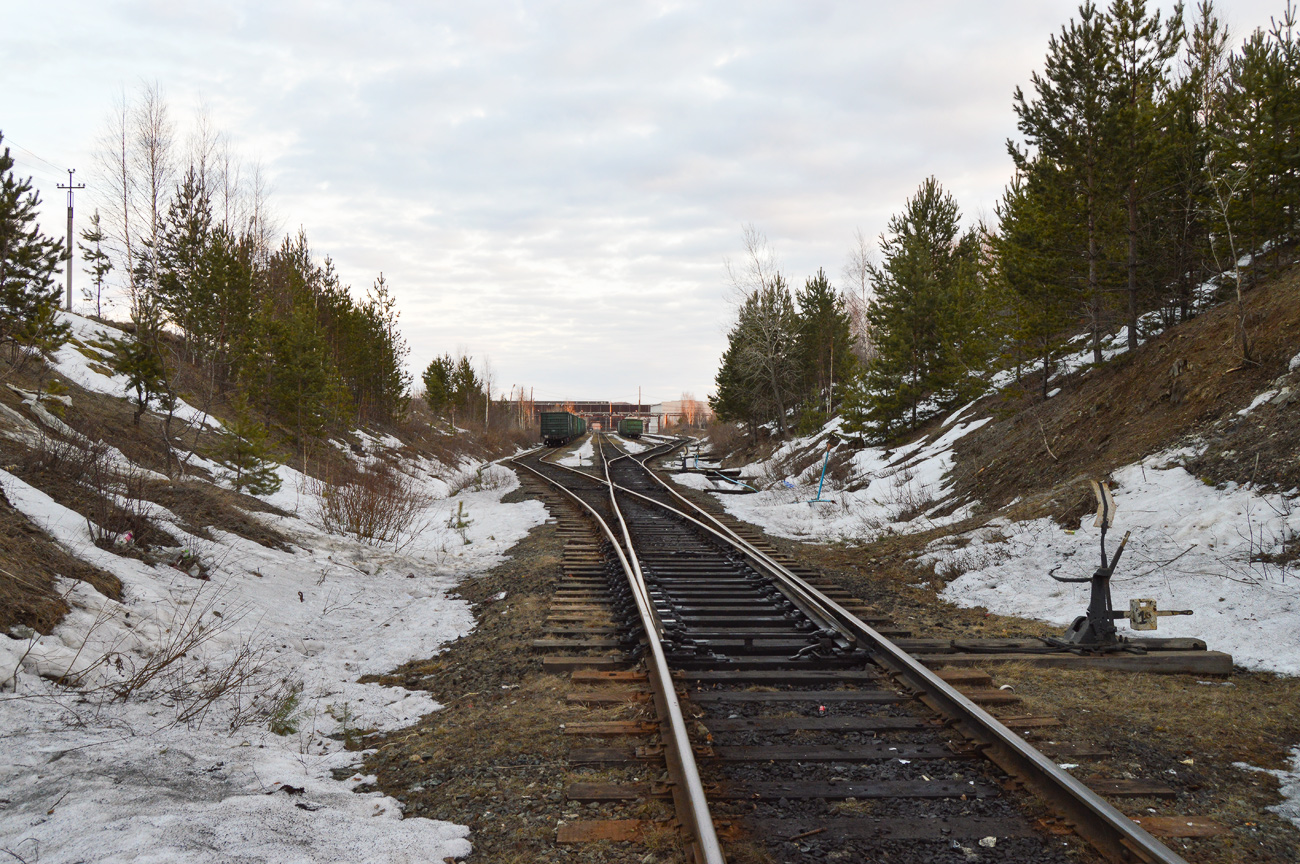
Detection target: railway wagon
<box><xmin>540</xmin><ymin>411</ymin><xmax>586</xmax><ymax>446</ymax></box>
<box><xmin>617</xmin><ymin>417</ymin><xmax>643</xmax><ymax>439</ymax></box>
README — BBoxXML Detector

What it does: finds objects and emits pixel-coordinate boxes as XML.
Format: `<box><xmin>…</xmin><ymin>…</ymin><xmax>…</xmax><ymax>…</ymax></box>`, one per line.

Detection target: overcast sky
<box><xmin>2</xmin><ymin>1</ymin><xmax>1285</xmax><ymax>404</ymax></box>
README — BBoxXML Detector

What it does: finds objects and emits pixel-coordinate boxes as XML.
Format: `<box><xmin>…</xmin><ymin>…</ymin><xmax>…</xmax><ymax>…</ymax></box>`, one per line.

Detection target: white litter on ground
<box><xmin>0</xmin><ymin>434</ymin><xmax>547</xmax><ymax>861</ymax></box>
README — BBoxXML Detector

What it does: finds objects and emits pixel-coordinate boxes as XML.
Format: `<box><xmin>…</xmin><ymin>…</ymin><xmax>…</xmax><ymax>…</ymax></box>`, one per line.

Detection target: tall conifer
<box><xmin>1012</xmin><ymin>2</ymin><xmax>1121</xmax><ymax>363</ymax></box>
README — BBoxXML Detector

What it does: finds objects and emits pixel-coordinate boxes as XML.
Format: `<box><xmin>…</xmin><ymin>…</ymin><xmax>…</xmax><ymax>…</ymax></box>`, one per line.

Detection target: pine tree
<box><xmin>1144</xmin><ymin>3</ymin><xmax>1221</xmax><ymax>328</ymax></box>
<box><xmin>422</xmin><ymin>353</ymin><xmax>455</xmax><ymax>413</ymax></box>
<box><xmin>449</xmin><ymin>355</ymin><xmax>485</xmax><ymax>424</ymax></box>
<box><xmin>794</xmin><ymin>268</ymin><xmax>856</xmax><ymax>428</ymax></box>
<box><xmin>844</xmin><ymin>177</ymin><xmax>978</xmax><ymax>440</ymax></box>
<box><xmin>109</xmin><ymin>327</ymin><xmax>172</xmax><ymax>424</ymax></box>
<box><xmin>356</xmin><ymin>273</ymin><xmax>411</xmax><ymax>423</ymax></box>
<box><xmin>78</xmin><ymin>210</ymin><xmax>113</xmax><ymax>320</ymax></box>
<box><xmin>1108</xmin><ymin>0</ymin><xmax>1183</xmax><ymax>350</ymax></box>
<box><xmin>710</xmin><ymin>322</ymin><xmax>765</xmax><ymax>436</ymax></box>
<box><xmin>156</xmin><ymin>167</ymin><xmax>215</xmax><ymax>361</ymax></box>
<box><xmin>0</xmin><ymin>131</ymin><xmax>69</xmax><ymax>364</ymax></box>
<box><xmin>201</xmin><ymin>224</ymin><xmax>257</xmax><ymax>380</ymax></box>
<box><xmin>1012</xmin><ymin>2</ymin><xmax>1121</xmax><ymax>363</ymax></box>
<box><xmin>733</xmin><ymin>277</ymin><xmax>801</xmax><ymax>437</ymax></box>
<box><xmin>994</xmin><ymin>170</ymin><xmax>1080</xmax><ymax>397</ymax></box>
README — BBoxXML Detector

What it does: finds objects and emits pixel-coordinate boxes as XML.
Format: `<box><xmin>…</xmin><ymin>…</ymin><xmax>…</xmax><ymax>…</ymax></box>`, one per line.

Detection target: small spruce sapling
<box><xmin>78</xmin><ymin>210</ymin><xmax>112</xmax><ymax>320</ymax></box>
<box><xmin>217</xmin><ymin>402</ymin><xmax>283</xmax><ymax>495</ymax></box>
<box><xmin>447</xmin><ymin>500</ymin><xmax>473</xmax><ymax>544</ymax></box>
<box><xmin>108</xmin><ymin>333</ymin><xmax>172</xmax><ymax>425</ymax></box>
<box><xmin>0</xmin><ymin>131</ymin><xmax>70</xmax><ymax>365</ymax></box>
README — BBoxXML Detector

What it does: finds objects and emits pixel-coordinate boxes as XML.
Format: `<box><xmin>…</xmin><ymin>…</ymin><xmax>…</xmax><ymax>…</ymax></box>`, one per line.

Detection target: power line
<box><xmin>8</xmin><ymin>155</ymin><xmax>65</xmax><ymax>187</ymax></box>
<box><xmin>5</xmin><ymin>138</ymin><xmax>67</xmax><ymax>174</ymax></box>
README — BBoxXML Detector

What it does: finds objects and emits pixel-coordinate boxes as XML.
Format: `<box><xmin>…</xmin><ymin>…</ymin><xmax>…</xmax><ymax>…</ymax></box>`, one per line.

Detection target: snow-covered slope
<box><xmin>685</xmin><ymin>359</ymin><xmax>1300</xmax><ymax>677</ymax></box>
<box><xmin>0</xmin><ymin>314</ymin><xmax>549</xmax><ymax>862</ymax></box>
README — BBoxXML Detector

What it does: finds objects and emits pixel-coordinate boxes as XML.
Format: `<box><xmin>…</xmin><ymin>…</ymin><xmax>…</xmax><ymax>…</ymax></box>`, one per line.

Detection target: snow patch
<box><xmin>50</xmin><ymin>312</ymin><xmax>221</xmax><ymax>430</ymax></box>
<box><xmin>1238</xmin><ymin>390</ymin><xmax>1279</xmax><ymax>416</ymax></box>
<box><xmin>1235</xmin><ymin>747</ymin><xmax>1300</xmax><ymax>830</ymax></box>
<box><xmin>0</xmin><ymin>447</ymin><xmax>547</xmax><ymax>862</ymax></box>
<box><xmin>931</xmin><ymin>454</ymin><xmax>1300</xmax><ymax>675</ymax></box>
<box><xmin>710</xmin><ymin>417</ymin><xmax>988</xmax><ymax>544</ymax></box>
<box><xmin>557</xmin><ymin>437</ymin><xmax>594</xmax><ymax>467</ymax></box>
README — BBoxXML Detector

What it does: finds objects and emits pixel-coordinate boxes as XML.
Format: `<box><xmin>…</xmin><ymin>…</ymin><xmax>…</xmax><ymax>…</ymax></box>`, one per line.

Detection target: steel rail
<box><xmin>605</xmin><ymin>438</ymin><xmax>1191</xmax><ymax>864</ymax></box>
<box><xmin>508</xmin><ymin>444</ymin><xmax>727</xmax><ymax>864</ymax></box>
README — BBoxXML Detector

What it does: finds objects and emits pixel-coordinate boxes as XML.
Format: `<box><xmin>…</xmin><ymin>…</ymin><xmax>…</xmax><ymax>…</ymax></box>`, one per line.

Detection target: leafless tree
<box><xmin>723</xmin><ymin>225</ymin><xmax>800</xmax><ymax>437</ymax></box>
<box><xmin>188</xmin><ymin>100</ymin><xmax>222</xmax><ymax>199</ymax></box>
<box><xmin>1205</xmin><ymin>171</ymin><xmax>1254</xmax><ymax>363</ymax></box>
<box><xmin>841</xmin><ymin>227</ymin><xmax>878</xmax><ymax>364</ymax></box>
<box><xmin>724</xmin><ymin>223</ymin><xmax>780</xmax><ymax>301</ymax></box>
<box><xmin>246</xmin><ymin>159</ymin><xmax>278</xmax><ymax>263</ymax></box>
<box><xmin>92</xmin><ymin>82</ymin><xmax>175</xmax><ymax>319</ymax></box>
<box><xmin>94</xmin><ymin>89</ymin><xmax>137</xmax><ymax>307</ymax></box>
<box><xmin>132</xmin><ymin>82</ymin><xmax>175</xmax><ymax>313</ymax></box>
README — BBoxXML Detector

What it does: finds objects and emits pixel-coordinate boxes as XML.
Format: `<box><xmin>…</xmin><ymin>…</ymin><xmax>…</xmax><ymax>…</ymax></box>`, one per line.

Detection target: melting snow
<box><xmin>690</xmin><ymin>411</ymin><xmax>988</xmax><ymax>544</ymax></box>
<box><xmin>1236</xmin><ymin>747</ymin><xmax>1300</xmax><ymax>830</ymax></box>
<box><xmin>556</xmin><ymin>437</ymin><xmax>594</xmax><ymax>467</ymax></box>
<box><xmin>0</xmin><ymin>434</ymin><xmax>547</xmax><ymax>861</ymax></box>
<box><xmin>930</xmin><ymin>454</ymin><xmax>1300</xmax><ymax>674</ymax></box>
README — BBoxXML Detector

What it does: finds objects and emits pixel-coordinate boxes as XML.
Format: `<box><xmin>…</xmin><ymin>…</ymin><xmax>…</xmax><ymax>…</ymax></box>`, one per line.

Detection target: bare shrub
<box><xmin>82</xmin><ymin>454</ymin><xmax>156</xmax><ymax>548</ymax></box>
<box><xmin>29</xmin><ymin>583</ymin><xmax>280</xmax><ymax>730</ymax></box>
<box><xmin>885</xmin><ymin>464</ymin><xmax>936</xmax><ymax>522</ymax></box>
<box><xmin>20</xmin><ymin>430</ymin><xmax>165</xmax><ymax>549</ymax></box>
<box><xmin>172</xmin><ymin>633</ymin><xmax>277</xmax><ymax>729</ymax></box>
<box><xmin>307</xmin><ymin>460</ymin><xmax>432</xmax><ymax>546</ymax></box>
<box><xmin>103</xmin><ymin>586</ymin><xmax>235</xmax><ymax>702</ymax></box>
<box><xmin>446</xmin><ymin>462</ymin><xmax>511</xmax><ymax>496</ymax></box>
<box><xmin>20</xmin><ymin>428</ymin><xmax>104</xmax><ymax>482</ymax></box>
<box><xmin>705</xmin><ymin>420</ymin><xmax>746</xmax><ymax>459</ymax></box>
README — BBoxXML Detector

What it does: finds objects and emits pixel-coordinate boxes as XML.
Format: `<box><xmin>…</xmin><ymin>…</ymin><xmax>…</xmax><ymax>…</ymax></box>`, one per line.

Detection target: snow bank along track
<box><xmin>510</xmin><ymin>436</ymin><xmax>1192</xmax><ymax>864</ymax></box>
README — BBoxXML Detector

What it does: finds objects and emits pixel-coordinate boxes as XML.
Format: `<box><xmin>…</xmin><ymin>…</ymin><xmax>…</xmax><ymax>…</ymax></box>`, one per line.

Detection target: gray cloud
<box><xmin>4</xmin><ymin>0</ymin><xmax>1286</xmax><ymax>402</ymax></box>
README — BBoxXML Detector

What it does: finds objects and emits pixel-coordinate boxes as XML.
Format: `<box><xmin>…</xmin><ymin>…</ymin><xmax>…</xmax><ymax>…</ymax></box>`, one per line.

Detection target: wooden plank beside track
<box><xmin>915</xmin><ymin>650</ymin><xmax>1233</xmax><ymax>675</ymax></box>
<box><xmin>1130</xmin><ymin>816</ymin><xmax>1227</xmax><ymax>838</ymax></box>
<box><xmin>541</xmin><ymin>656</ymin><xmax>628</xmax><ymax>673</ymax></box>
<box><xmin>754</xmin><ymin>816</ymin><xmax>1036</xmax><ymax>841</ymax></box>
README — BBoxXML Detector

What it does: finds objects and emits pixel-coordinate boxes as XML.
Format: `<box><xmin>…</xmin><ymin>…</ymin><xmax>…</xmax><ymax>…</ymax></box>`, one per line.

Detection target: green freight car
<box><xmin>540</xmin><ymin>411</ymin><xmax>586</xmax><ymax>446</ymax></box>
<box><xmin>617</xmin><ymin>417</ymin><xmax>643</xmax><ymax>439</ymax></box>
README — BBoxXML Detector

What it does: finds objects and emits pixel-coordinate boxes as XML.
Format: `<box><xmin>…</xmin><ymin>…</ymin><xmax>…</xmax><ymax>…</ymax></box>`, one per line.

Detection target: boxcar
<box><xmin>540</xmin><ymin>411</ymin><xmax>586</xmax><ymax>446</ymax></box>
<box><xmin>617</xmin><ymin>417</ymin><xmax>643</xmax><ymax>439</ymax></box>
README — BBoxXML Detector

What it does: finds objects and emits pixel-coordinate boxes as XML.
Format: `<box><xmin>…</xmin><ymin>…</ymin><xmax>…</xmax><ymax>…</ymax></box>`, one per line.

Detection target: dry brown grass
<box><xmin>984</xmin><ymin>664</ymin><xmax>1300</xmax><ymax>863</ymax></box>
<box><xmin>0</xmin><ymin>489</ymin><xmax>122</xmax><ymax>636</ymax></box>
<box><xmin>949</xmin><ymin>263</ymin><xmax>1300</xmax><ymax>520</ymax></box>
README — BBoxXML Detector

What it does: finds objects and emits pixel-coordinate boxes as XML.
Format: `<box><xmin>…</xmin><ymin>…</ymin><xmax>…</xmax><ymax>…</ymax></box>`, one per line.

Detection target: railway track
<box><xmin>511</xmin><ymin>435</ymin><xmax>1191</xmax><ymax>864</ymax></box>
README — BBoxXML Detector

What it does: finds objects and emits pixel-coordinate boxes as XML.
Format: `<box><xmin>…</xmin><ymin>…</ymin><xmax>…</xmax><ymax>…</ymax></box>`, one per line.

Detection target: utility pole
<box><xmin>57</xmin><ymin>169</ymin><xmax>85</xmax><ymax>312</ymax></box>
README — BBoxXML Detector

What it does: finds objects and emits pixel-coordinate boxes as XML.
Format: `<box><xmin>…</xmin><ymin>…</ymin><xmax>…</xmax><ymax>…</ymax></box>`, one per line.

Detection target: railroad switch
<box><xmin>1047</xmin><ymin>481</ymin><xmax>1192</xmax><ymax>651</ymax></box>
